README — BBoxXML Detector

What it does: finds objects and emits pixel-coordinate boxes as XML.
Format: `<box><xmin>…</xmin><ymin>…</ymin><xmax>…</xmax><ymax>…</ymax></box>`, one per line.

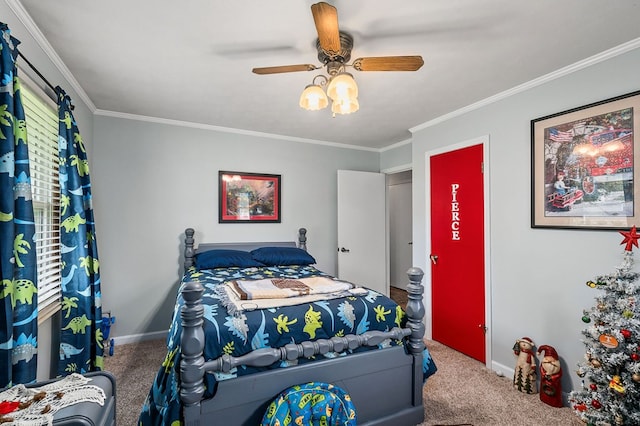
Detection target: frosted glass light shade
<box><xmin>326</xmin><ymin>73</ymin><xmax>358</xmax><ymax>101</ymax></box>
<box><xmin>299</xmin><ymin>84</ymin><xmax>328</xmax><ymax>110</ymax></box>
<box><xmin>331</xmin><ymin>97</ymin><xmax>359</xmax><ymax>115</ymax></box>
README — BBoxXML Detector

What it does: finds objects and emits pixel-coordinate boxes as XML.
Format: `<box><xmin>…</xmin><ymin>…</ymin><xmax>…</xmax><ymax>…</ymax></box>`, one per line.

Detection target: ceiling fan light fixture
<box><xmin>326</xmin><ymin>72</ymin><xmax>358</xmax><ymax>102</ymax></box>
<box><xmin>331</xmin><ymin>96</ymin><xmax>359</xmax><ymax>116</ymax></box>
<box><xmin>299</xmin><ymin>84</ymin><xmax>329</xmax><ymax>110</ymax></box>
<box><xmin>253</xmin><ymin>2</ymin><xmax>425</xmax><ymax>117</ymax></box>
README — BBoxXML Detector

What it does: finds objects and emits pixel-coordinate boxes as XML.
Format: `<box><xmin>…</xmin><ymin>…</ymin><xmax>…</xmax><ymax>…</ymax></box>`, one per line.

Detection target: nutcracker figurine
<box><xmin>513</xmin><ymin>337</ymin><xmax>537</xmax><ymax>394</ymax></box>
<box><xmin>538</xmin><ymin>344</ymin><xmax>563</xmax><ymax>407</ymax></box>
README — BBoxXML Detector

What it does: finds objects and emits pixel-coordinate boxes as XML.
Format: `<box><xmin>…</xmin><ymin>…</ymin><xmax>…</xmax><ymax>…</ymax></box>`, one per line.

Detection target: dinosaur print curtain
<box><xmin>0</xmin><ymin>24</ymin><xmax>38</xmax><ymax>387</ymax></box>
<box><xmin>56</xmin><ymin>87</ymin><xmax>103</xmax><ymax>376</ymax></box>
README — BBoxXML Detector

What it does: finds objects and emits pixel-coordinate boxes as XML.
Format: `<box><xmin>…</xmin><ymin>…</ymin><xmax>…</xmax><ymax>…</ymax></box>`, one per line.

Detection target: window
<box><xmin>20</xmin><ymin>79</ymin><xmax>61</xmax><ymax>323</ymax></box>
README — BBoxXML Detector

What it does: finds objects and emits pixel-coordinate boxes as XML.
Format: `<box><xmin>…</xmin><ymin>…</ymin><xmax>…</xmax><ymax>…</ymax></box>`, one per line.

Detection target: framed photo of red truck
<box><xmin>219</xmin><ymin>171</ymin><xmax>281</xmax><ymax>223</ymax></box>
<box><xmin>531</xmin><ymin>90</ymin><xmax>640</xmax><ymax>229</ymax></box>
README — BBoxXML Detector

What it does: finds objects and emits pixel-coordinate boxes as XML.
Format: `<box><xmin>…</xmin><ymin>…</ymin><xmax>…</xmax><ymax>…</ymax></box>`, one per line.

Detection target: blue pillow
<box><xmin>195</xmin><ymin>249</ymin><xmax>265</xmax><ymax>269</ymax></box>
<box><xmin>250</xmin><ymin>246</ymin><xmax>316</xmax><ymax>266</ymax></box>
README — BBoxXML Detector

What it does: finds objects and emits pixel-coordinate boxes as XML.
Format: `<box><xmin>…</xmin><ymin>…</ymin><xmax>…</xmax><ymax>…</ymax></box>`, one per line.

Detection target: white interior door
<box><xmin>337</xmin><ymin>170</ymin><xmax>387</xmax><ymax>294</ymax></box>
<box><xmin>389</xmin><ymin>180</ymin><xmax>412</xmax><ymax>290</ymax></box>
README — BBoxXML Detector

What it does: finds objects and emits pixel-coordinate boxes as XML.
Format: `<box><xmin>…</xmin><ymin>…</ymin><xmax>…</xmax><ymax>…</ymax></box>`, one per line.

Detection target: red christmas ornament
<box><xmin>0</xmin><ymin>401</ymin><xmax>20</xmax><ymax>415</ymax></box>
<box><xmin>574</xmin><ymin>403</ymin><xmax>587</xmax><ymax>412</ymax></box>
<box><xmin>631</xmin><ymin>353</ymin><xmax>640</xmax><ymax>361</ymax></box>
<box><xmin>592</xmin><ymin>399</ymin><xmax>602</xmax><ymax>409</ymax></box>
<box><xmin>589</xmin><ymin>383</ymin><xmax>597</xmax><ymax>391</ymax></box>
<box><xmin>619</xmin><ymin>226</ymin><xmax>640</xmax><ymax>251</ymax></box>
<box><xmin>621</xmin><ymin>329</ymin><xmax>632</xmax><ymax>339</ymax></box>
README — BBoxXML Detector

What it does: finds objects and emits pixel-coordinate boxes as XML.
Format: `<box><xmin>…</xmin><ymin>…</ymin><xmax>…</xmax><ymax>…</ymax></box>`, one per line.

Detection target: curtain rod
<box><xmin>17</xmin><ymin>51</ymin><xmax>74</xmax><ymax>110</ymax></box>
<box><xmin>17</xmin><ymin>51</ymin><xmax>56</xmax><ymax>93</ymax></box>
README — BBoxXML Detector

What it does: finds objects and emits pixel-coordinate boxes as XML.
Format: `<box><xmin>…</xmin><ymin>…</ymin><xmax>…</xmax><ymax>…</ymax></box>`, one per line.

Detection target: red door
<box><xmin>430</xmin><ymin>143</ymin><xmax>485</xmax><ymax>362</ymax></box>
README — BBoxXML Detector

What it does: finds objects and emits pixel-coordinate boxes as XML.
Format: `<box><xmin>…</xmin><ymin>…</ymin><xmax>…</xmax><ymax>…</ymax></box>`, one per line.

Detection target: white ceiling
<box><xmin>13</xmin><ymin>0</ymin><xmax>640</xmax><ymax>150</ymax></box>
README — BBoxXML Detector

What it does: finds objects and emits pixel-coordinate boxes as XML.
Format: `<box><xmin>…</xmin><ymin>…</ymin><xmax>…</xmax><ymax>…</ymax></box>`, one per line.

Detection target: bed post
<box><xmin>180</xmin><ymin>281</ymin><xmax>205</xmax><ymax>425</ymax></box>
<box><xmin>405</xmin><ymin>267</ymin><xmax>425</xmax><ymax>406</ymax></box>
<box><xmin>297</xmin><ymin>227</ymin><xmax>307</xmax><ymax>251</ymax></box>
<box><xmin>184</xmin><ymin>228</ymin><xmax>195</xmax><ymax>269</ymax></box>
<box><xmin>405</xmin><ymin>267</ymin><xmax>425</xmax><ymax>352</ymax></box>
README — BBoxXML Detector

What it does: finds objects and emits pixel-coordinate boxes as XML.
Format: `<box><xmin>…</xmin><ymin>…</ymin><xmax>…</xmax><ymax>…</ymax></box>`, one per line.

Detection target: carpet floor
<box><xmin>104</xmin><ymin>337</ymin><xmax>583</xmax><ymax>425</ymax></box>
<box><xmin>419</xmin><ymin>340</ymin><xmax>582</xmax><ymax>425</ymax></box>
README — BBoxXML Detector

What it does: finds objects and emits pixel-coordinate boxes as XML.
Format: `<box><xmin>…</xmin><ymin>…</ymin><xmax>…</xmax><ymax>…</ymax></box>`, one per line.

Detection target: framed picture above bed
<box><xmin>531</xmin><ymin>90</ymin><xmax>640</xmax><ymax>230</ymax></box>
<box><xmin>219</xmin><ymin>171</ymin><xmax>281</xmax><ymax>223</ymax></box>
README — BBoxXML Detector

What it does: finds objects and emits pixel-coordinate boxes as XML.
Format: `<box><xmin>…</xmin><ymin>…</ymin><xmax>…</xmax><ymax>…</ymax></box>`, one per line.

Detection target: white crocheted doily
<box><xmin>0</xmin><ymin>373</ymin><xmax>106</xmax><ymax>425</ymax></box>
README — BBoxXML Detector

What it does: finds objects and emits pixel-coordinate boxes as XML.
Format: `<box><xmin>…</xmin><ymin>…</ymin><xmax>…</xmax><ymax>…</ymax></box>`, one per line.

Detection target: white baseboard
<box><xmin>111</xmin><ymin>330</ymin><xmax>168</xmax><ymax>346</ymax></box>
<box><xmin>491</xmin><ymin>359</ymin><xmax>514</xmax><ymax>379</ymax></box>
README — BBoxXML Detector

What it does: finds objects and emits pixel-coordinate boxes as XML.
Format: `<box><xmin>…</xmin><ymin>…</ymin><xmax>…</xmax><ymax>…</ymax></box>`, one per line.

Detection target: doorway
<box><xmin>387</xmin><ymin>170</ymin><xmax>412</xmax><ymax>309</ymax></box>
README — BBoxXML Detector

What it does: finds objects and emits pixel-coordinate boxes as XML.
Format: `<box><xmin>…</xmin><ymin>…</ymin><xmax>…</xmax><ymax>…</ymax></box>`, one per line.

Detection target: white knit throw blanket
<box><xmin>0</xmin><ymin>373</ymin><xmax>106</xmax><ymax>425</ymax></box>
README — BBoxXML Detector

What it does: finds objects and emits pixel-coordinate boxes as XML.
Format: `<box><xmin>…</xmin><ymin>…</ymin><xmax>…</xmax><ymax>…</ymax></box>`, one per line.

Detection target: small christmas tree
<box><xmin>570</xmin><ymin>226</ymin><xmax>640</xmax><ymax>426</ymax></box>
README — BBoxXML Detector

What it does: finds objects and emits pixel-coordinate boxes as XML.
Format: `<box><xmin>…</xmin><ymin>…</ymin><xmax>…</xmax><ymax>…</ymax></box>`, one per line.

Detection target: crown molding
<box><xmin>7</xmin><ymin>0</ymin><xmax>96</xmax><ymax>112</ymax></box>
<box><xmin>411</xmin><ymin>38</ymin><xmax>640</xmax><ymax>134</ymax></box>
<box><xmin>380</xmin><ymin>137</ymin><xmax>412</xmax><ymax>152</ymax></box>
<box><xmin>94</xmin><ymin>109</ymin><xmax>381</xmax><ymax>152</ymax></box>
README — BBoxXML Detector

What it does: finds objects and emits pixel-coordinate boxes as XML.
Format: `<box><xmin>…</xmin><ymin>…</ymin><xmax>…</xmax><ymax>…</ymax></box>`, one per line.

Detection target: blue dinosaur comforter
<box><xmin>138</xmin><ymin>265</ymin><xmax>437</xmax><ymax>425</ymax></box>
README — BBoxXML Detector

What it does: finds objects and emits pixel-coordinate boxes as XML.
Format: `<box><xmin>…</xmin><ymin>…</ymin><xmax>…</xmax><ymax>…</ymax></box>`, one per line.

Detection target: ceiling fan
<box><xmin>252</xmin><ymin>2</ymin><xmax>424</xmax><ymax>115</ymax></box>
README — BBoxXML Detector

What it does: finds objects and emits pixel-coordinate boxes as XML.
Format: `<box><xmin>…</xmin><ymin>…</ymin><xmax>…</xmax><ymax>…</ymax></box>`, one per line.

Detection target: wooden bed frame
<box><xmin>179</xmin><ymin>227</ymin><xmax>427</xmax><ymax>425</ymax></box>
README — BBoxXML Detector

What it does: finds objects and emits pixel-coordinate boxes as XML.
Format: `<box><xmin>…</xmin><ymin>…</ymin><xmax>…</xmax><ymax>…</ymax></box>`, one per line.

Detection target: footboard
<box><xmin>180</xmin><ymin>268</ymin><xmax>426</xmax><ymax>425</ymax></box>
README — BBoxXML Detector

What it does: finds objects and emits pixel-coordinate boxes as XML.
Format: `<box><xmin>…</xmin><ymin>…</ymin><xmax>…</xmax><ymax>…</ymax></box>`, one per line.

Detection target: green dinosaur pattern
<box><xmin>395</xmin><ymin>305</ymin><xmax>404</xmax><ymax>328</ymax></box>
<box><xmin>74</xmin><ymin>132</ymin><xmax>85</xmax><ymax>153</ymax></box>
<box><xmin>79</xmin><ymin>256</ymin><xmax>99</xmax><ymax>275</ymax></box>
<box><xmin>13</xmin><ymin>117</ymin><xmax>26</xmax><ymax>145</ymax></box>
<box><xmin>70</xmin><ymin>154</ymin><xmax>89</xmax><ymax>177</ymax></box>
<box><xmin>0</xmin><ymin>279</ymin><xmax>11</xmax><ymax>300</ymax></box>
<box><xmin>0</xmin><ymin>103</ymin><xmax>11</xmax><ymax>139</ymax></box>
<box><xmin>60</xmin><ymin>213</ymin><xmax>86</xmax><ymax>232</ymax></box>
<box><xmin>12</xmin><ymin>279</ymin><xmax>37</xmax><ymax>307</ymax></box>
<box><xmin>62</xmin><ymin>314</ymin><xmax>92</xmax><ymax>334</ymax></box>
<box><xmin>303</xmin><ymin>305</ymin><xmax>322</xmax><ymax>339</ymax></box>
<box><xmin>60</xmin><ymin>110</ymin><xmax>72</xmax><ymax>129</ymax></box>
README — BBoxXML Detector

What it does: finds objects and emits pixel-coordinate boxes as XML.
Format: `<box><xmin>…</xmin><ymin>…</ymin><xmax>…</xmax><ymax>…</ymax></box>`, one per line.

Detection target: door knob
<box><xmin>430</xmin><ymin>255</ymin><xmax>438</xmax><ymax>264</ymax></box>
<box><xmin>340</xmin><ymin>247</ymin><xmax>350</xmax><ymax>253</ymax></box>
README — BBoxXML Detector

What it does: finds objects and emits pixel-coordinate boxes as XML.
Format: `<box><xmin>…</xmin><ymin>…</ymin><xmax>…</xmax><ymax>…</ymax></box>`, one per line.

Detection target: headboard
<box><xmin>183</xmin><ymin>227</ymin><xmax>308</xmax><ymax>269</ymax></box>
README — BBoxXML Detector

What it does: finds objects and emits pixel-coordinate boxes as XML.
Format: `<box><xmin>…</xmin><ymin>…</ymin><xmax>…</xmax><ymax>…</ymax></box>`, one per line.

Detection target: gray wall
<box><xmin>91</xmin><ymin>116</ymin><xmax>379</xmax><ymax>339</ymax></box>
<box><xmin>407</xmin><ymin>46</ymin><xmax>640</xmax><ymax>393</ymax></box>
<box><xmin>380</xmin><ymin>140</ymin><xmax>411</xmax><ymax>172</ymax></box>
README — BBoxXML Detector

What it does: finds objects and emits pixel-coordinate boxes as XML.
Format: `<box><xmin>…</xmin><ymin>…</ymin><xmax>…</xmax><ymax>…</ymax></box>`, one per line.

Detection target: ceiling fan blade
<box><xmin>352</xmin><ymin>56</ymin><xmax>424</xmax><ymax>71</ymax></box>
<box><xmin>252</xmin><ymin>64</ymin><xmax>319</xmax><ymax>75</ymax></box>
<box><xmin>311</xmin><ymin>2</ymin><xmax>341</xmax><ymax>56</ymax></box>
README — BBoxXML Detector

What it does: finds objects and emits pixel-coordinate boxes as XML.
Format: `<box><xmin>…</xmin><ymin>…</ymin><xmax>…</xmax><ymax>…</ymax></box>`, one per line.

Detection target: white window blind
<box><xmin>21</xmin><ymin>81</ymin><xmax>62</xmax><ymax>323</ymax></box>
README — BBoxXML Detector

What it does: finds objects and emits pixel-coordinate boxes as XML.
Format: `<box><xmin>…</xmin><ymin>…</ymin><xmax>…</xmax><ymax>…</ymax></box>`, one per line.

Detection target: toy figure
<box><xmin>538</xmin><ymin>345</ymin><xmax>563</xmax><ymax>407</ymax></box>
<box><xmin>553</xmin><ymin>171</ymin><xmax>568</xmax><ymax>195</ymax></box>
<box><xmin>513</xmin><ymin>337</ymin><xmax>537</xmax><ymax>394</ymax></box>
